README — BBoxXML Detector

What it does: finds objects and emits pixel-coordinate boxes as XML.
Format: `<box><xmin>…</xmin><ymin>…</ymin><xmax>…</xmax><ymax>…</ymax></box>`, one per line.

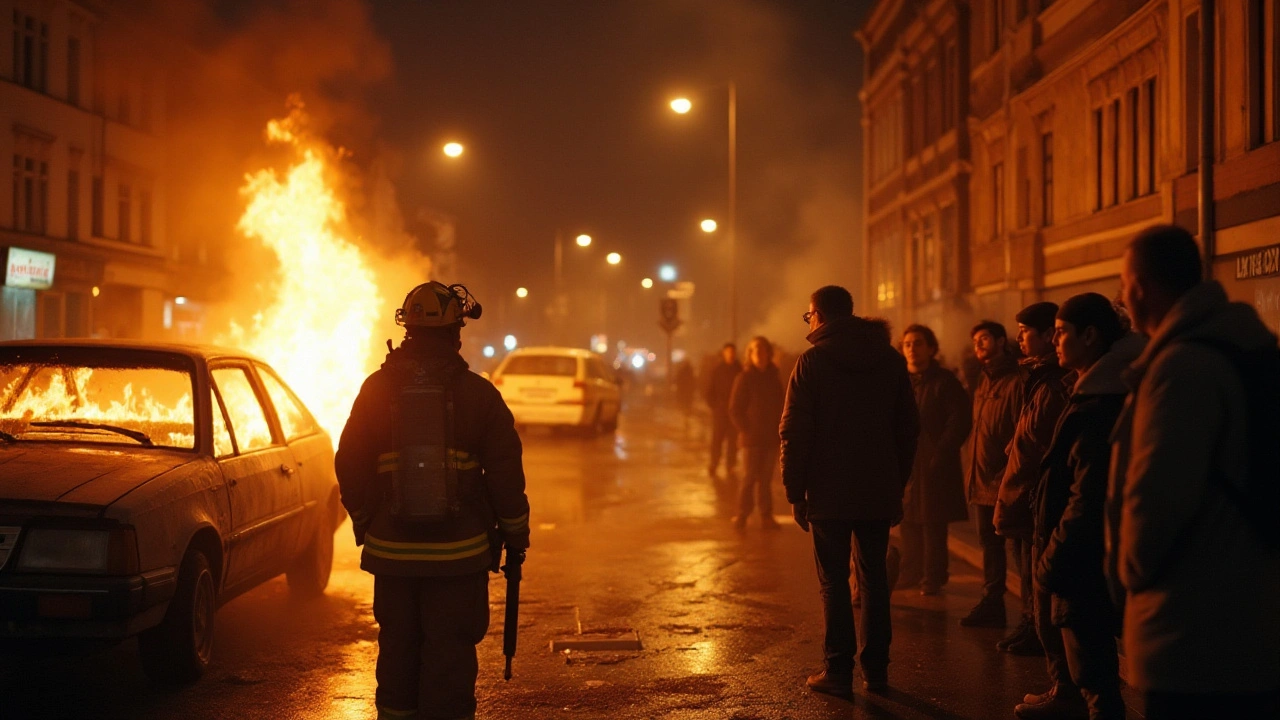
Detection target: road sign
<box><xmin>659</xmin><ymin>298</ymin><xmax>682</xmax><ymax>333</ymax></box>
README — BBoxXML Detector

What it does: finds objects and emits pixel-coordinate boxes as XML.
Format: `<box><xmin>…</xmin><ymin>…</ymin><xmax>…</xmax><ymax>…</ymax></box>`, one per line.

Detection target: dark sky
<box><xmin>364</xmin><ymin>0</ymin><xmax>871</xmax><ymax>351</ymax></box>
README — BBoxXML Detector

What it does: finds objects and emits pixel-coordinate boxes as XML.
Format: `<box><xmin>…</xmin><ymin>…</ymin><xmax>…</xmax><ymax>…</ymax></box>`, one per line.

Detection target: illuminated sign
<box><xmin>1236</xmin><ymin>244</ymin><xmax>1280</xmax><ymax>281</ymax></box>
<box><xmin>4</xmin><ymin>247</ymin><xmax>56</xmax><ymax>290</ymax></box>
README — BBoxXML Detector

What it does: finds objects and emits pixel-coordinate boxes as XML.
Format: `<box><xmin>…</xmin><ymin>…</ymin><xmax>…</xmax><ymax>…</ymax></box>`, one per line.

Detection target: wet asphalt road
<box><xmin>1</xmin><ymin>400</ymin><xmax>1142</xmax><ymax>719</ymax></box>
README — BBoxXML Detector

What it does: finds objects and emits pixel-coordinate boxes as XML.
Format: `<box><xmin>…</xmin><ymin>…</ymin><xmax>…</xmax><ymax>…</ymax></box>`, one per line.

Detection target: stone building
<box><xmin>858</xmin><ymin>0</ymin><xmax>1280</xmax><ymax>359</ymax></box>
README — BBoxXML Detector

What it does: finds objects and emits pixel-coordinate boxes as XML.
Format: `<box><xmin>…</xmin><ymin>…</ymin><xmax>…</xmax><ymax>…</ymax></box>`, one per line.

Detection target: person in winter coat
<box><xmin>1013</xmin><ymin>294</ymin><xmax>1136</xmax><ymax>720</ymax></box>
<box><xmin>729</xmin><ymin>336</ymin><xmax>786</xmax><ymax>530</ymax></box>
<box><xmin>962</xmin><ymin>320</ymin><xmax>1026</xmax><ymax>628</ymax></box>
<box><xmin>781</xmin><ymin>285</ymin><xmax>919</xmax><ymax>698</ymax></box>
<box><xmin>898</xmin><ymin>324</ymin><xmax>971</xmax><ymax>595</ymax></box>
<box><xmin>704</xmin><ymin>343</ymin><xmax>741</xmax><ymax>479</ymax></box>
<box><xmin>1111</xmin><ymin>225</ymin><xmax>1280</xmax><ymax>719</ymax></box>
<box><xmin>996</xmin><ymin>302</ymin><xmax>1072</xmax><ymax>655</ymax></box>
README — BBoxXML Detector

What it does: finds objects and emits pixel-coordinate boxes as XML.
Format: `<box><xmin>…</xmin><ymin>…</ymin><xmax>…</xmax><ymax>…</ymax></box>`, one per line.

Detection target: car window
<box><xmin>210</xmin><ymin>367</ymin><xmax>274</xmax><ymax>453</ymax></box>
<box><xmin>210</xmin><ymin>388</ymin><xmax>235</xmax><ymax>458</ymax></box>
<box><xmin>500</xmin><ymin>355</ymin><xmax>578</xmax><ymax>377</ymax></box>
<box><xmin>255</xmin><ymin>365</ymin><xmax>319</xmax><ymax>441</ymax></box>
<box><xmin>586</xmin><ymin>359</ymin><xmax>605</xmax><ymax>380</ymax></box>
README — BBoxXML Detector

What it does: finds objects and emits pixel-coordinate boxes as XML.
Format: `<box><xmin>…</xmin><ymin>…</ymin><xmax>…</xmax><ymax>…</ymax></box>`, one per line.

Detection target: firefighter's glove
<box><xmin>792</xmin><ymin>501</ymin><xmax>810</xmax><ymax>533</ymax></box>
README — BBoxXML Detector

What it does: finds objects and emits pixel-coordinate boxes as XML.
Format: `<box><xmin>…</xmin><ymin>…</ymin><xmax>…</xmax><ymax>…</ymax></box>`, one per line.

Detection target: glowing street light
<box><xmin>670</xmin><ymin>97</ymin><xmax>692</xmax><ymax>114</ymax></box>
<box><xmin>575</xmin><ymin>234</ymin><xmax>593</xmax><ymax>247</ymax></box>
<box><xmin>443</xmin><ymin>142</ymin><xmax>464</xmax><ymax>158</ymax></box>
<box><xmin>606</xmin><ymin>252</ymin><xmax>622</xmax><ymax>265</ymax></box>
<box><xmin>659</xmin><ymin>264</ymin><xmax>677</xmax><ymax>282</ymax></box>
<box><xmin>641</xmin><ymin>277</ymin><xmax>654</xmax><ymax>289</ymax></box>
<box><xmin>700</xmin><ymin>218</ymin><xmax>718</xmax><ymax>233</ymax></box>
<box><xmin>515</xmin><ymin>287</ymin><xmax>529</xmax><ymax>298</ymax></box>
<box><xmin>482</xmin><ymin>345</ymin><xmax>496</xmax><ymax>358</ymax></box>
<box><xmin>504</xmin><ymin>334</ymin><xmax>518</xmax><ymax>351</ymax></box>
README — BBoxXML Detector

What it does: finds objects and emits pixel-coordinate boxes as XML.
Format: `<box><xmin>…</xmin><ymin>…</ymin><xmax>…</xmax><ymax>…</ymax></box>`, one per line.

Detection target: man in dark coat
<box><xmin>729</xmin><ymin>336</ymin><xmax>786</xmax><ymax>530</ymax></box>
<box><xmin>898</xmin><ymin>324</ymin><xmax>971</xmax><ymax>595</ymax></box>
<box><xmin>962</xmin><ymin>320</ymin><xmax>1026</xmax><ymax>628</ymax></box>
<box><xmin>704</xmin><ymin>342</ymin><xmax>741</xmax><ymax>479</ymax></box>
<box><xmin>1014</xmin><ymin>294</ymin><xmax>1134</xmax><ymax>720</ymax></box>
<box><xmin>336</xmin><ymin>282</ymin><xmax>530</xmax><ymax>720</ymax></box>
<box><xmin>781</xmin><ymin>285</ymin><xmax>919</xmax><ymax>698</ymax></box>
<box><xmin>996</xmin><ymin>302</ymin><xmax>1071</xmax><ymax>655</ymax></box>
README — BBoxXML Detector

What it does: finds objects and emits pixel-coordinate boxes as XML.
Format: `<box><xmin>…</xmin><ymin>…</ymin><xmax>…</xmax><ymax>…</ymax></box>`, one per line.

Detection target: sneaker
<box><xmin>959</xmin><ymin>598</ymin><xmax>1006</xmax><ymax>628</ymax></box>
<box><xmin>1022</xmin><ymin>683</ymin><xmax>1072</xmax><ymax>705</ymax></box>
<box><xmin>861</xmin><ymin>668</ymin><xmax>889</xmax><ymax>693</ymax></box>
<box><xmin>1013</xmin><ymin>687</ymin><xmax>1088</xmax><ymax>719</ymax></box>
<box><xmin>806</xmin><ymin>669</ymin><xmax>853</xmax><ymax>699</ymax></box>
<box><xmin>997</xmin><ymin>616</ymin><xmax>1035</xmax><ymax>651</ymax></box>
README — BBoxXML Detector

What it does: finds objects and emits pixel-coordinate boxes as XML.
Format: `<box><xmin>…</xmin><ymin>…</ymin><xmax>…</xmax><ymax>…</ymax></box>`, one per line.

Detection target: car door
<box><xmin>253</xmin><ymin>363</ymin><xmax>335</xmax><ymax>543</ymax></box>
<box><xmin>210</xmin><ymin>363</ymin><xmax>303</xmax><ymax>590</ymax></box>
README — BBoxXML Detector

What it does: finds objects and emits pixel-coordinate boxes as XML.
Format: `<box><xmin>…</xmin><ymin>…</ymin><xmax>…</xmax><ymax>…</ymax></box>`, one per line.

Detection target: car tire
<box><xmin>138</xmin><ymin>549</ymin><xmax>216</xmax><ymax>685</ymax></box>
<box><xmin>287</xmin><ymin>516</ymin><xmax>334</xmax><ymax>597</ymax></box>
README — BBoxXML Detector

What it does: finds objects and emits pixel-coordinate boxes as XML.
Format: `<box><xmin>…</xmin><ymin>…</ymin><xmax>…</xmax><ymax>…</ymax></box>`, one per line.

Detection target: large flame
<box><xmin>220</xmin><ymin>101</ymin><xmax>382</xmax><ymax>437</ymax></box>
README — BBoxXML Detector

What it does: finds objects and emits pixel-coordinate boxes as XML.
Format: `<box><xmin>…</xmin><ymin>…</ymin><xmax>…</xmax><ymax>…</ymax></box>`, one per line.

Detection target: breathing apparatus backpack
<box><xmin>388</xmin><ymin>359</ymin><xmax>462</xmax><ymax>524</ymax></box>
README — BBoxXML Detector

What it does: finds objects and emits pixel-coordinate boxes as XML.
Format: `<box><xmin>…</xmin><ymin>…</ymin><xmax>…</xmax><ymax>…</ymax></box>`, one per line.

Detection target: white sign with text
<box><xmin>4</xmin><ymin>247</ymin><xmax>56</xmax><ymax>290</ymax></box>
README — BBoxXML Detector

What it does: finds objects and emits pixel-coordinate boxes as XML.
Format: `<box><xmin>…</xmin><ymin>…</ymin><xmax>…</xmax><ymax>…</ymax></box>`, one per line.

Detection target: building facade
<box><xmin>1</xmin><ymin>0</ymin><xmax>173</xmax><ymax>341</ymax></box>
<box><xmin>859</xmin><ymin>0</ymin><xmax>1280</xmax><ymax>360</ymax></box>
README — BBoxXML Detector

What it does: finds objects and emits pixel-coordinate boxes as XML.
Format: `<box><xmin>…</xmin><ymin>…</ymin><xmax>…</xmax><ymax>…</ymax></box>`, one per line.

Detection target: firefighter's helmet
<box><xmin>395</xmin><ymin>282</ymin><xmax>483</xmax><ymax>328</ymax></box>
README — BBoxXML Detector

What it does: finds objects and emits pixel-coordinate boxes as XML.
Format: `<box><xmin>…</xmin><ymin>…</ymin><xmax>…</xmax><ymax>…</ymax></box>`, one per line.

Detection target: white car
<box><xmin>492</xmin><ymin>347</ymin><xmax>621</xmax><ymax>434</ymax></box>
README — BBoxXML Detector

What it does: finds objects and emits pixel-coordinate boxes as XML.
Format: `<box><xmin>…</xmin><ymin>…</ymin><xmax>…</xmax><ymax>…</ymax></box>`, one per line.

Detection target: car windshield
<box><xmin>0</xmin><ymin>357</ymin><xmax>196</xmax><ymax>449</ymax></box>
<box><xmin>500</xmin><ymin>355</ymin><xmax>578</xmax><ymax>377</ymax></box>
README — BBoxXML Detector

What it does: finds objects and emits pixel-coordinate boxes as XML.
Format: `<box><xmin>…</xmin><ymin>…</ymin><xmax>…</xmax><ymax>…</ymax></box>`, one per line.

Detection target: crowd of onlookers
<box><xmin>691</xmin><ymin>224</ymin><xmax>1279</xmax><ymax>719</ymax></box>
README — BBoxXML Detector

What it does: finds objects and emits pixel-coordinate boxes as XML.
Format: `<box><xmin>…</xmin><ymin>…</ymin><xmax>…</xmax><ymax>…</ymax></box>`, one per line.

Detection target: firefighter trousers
<box><xmin>373</xmin><ymin>571</ymin><xmax>490</xmax><ymax>720</ymax></box>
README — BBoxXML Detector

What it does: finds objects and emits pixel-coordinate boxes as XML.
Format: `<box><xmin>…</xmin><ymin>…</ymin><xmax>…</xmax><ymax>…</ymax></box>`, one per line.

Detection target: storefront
<box><xmin>1216</xmin><ymin>243</ymin><xmax>1280</xmax><ymax>337</ymax></box>
<box><xmin>1</xmin><ymin>246</ymin><xmax>56</xmax><ymax>341</ymax></box>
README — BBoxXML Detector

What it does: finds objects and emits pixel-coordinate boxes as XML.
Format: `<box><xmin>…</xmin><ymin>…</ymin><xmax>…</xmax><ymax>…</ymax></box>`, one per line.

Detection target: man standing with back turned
<box><xmin>781</xmin><ymin>285</ymin><xmax>919</xmax><ymax>698</ymax></box>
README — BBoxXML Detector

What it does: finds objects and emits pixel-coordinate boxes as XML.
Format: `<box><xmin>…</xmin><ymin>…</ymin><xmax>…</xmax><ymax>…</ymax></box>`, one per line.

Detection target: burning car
<box><xmin>0</xmin><ymin>341</ymin><xmax>345</xmax><ymax>684</ymax></box>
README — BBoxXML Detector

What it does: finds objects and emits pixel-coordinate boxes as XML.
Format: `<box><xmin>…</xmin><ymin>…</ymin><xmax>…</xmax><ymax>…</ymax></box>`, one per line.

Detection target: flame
<box><xmin>220</xmin><ymin>100</ymin><xmax>382</xmax><ymax>437</ymax></box>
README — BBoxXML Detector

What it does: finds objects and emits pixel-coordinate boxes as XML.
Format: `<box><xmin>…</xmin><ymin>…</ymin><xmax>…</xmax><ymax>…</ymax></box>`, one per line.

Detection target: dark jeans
<box><xmin>898</xmin><ymin>521</ymin><xmax>949</xmax><ymax>589</ymax></box>
<box><xmin>812</xmin><ymin>519</ymin><xmax>893</xmax><ymax>675</ymax></box>
<box><xmin>1032</xmin><ymin>544</ymin><xmax>1076</xmax><ymax>693</ymax></box>
<box><xmin>1145</xmin><ymin>689</ymin><xmax>1280</xmax><ymax>719</ymax></box>
<box><xmin>373</xmin><ymin>572</ymin><xmax>490</xmax><ymax>719</ymax></box>
<box><xmin>738</xmin><ymin>444</ymin><xmax>777</xmax><ymax>518</ymax></box>
<box><xmin>1061</xmin><ymin>622</ymin><xmax>1124</xmax><ymax>719</ymax></box>
<box><xmin>709</xmin><ymin>413</ymin><xmax>737</xmax><ymax>474</ymax></box>
<box><xmin>973</xmin><ymin>504</ymin><xmax>1006</xmax><ymax>600</ymax></box>
<box><xmin>1012</xmin><ymin>536</ymin><xmax>1034</xmax><ymax>618</ymax></box>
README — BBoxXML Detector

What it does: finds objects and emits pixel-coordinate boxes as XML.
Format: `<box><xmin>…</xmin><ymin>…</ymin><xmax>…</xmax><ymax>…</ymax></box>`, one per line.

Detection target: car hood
<box><xmin>0</xmin><ymin>446</ymin><xmax>196</xmax><ymax>507</ymax></box>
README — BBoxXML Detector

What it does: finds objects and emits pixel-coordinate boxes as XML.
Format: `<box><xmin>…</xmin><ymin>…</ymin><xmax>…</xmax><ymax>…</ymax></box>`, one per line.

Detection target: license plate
<box><xmin>0</xmin><ymin>526</ymin><xmax>19</xmax><ymax>571</ymax></box>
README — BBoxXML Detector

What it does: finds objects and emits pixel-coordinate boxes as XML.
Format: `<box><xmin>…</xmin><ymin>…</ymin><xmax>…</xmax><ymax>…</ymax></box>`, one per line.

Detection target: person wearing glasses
<box><xmin>780</xmin><ymin>285</ymin><xmax>920</xmax><ymax>698</ymax></box>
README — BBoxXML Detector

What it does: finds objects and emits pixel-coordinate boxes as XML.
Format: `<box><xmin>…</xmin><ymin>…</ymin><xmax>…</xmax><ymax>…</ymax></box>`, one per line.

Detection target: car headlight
<box><xmin>17</xmin><ymin>527</ymin><xmax>139</xmax><ymax>574</ymax></box>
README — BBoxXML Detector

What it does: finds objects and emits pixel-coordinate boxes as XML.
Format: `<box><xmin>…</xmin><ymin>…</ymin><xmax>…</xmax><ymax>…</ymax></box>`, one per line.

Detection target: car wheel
<box><xmin>287</xmin><ymin>516</ymin><xmax>334</xmax><ymax>597</ymax></box>
<box><xmin>138</xmin><ymin>549</ymin><xmax>216</xmax><ymax>685</ymax></box>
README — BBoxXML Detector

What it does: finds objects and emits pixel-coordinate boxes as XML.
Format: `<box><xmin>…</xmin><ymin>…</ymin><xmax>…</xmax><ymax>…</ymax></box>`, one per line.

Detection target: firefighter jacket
<box><xmin>335</xmin><ymin>336</ymin><xmax>530</xmax><ymax>577</ymax></box>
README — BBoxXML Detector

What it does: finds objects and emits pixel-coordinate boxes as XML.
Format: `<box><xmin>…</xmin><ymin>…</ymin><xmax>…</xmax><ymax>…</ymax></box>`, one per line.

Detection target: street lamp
<box><xmin>671</xmin><ymin>83</ymin><xmax>738</xmax><ymax>342</ymax></box>
<box><xmin>515</xmin><ymin>287</ymin><xmax>528</xmax><ymax>299</ymax></box>
<box><xmin>606</xmin><ymin>252</ymin><xmax>622</xmax><ymax>265</ymax></box>
<box><xmin>659</xmin><ymin>264</ymin><xmax>677</xmax><ymax>282</ymax></box>
<box><xmin>700</xmin><ymin>218</ymin><xmax>718</xmax><ymax>233</ymax></box>
<box><xmin>442</xmin><ymin>142</ymin><xmax>464</xmax><ymax>158</ymax></box>
<box><xmin>575</xmin><ymin>234</ymin><xmax>592</xmax><ymax>247</ymax></box>
<box><xmin>641</xmin><ymin>277</ymin><xmax>654</xmax><ymax>289</ymax></box>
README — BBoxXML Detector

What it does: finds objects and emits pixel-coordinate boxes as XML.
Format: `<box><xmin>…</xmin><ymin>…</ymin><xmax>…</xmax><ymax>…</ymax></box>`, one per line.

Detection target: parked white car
<box><xmin>492</xmin><ymin>347</ymin><xmax>621</xmax><ymax>434</ymax></box>
<box><xmin>0</xmin><ymin>341</ymin><xmax>345</xmax><ymax>684</ymax></box>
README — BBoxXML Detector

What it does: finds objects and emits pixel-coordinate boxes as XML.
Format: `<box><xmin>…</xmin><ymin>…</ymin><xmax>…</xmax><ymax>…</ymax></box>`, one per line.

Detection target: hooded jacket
<box><xmin>995</xmin><ymin>354</ymin><xmax>1070</xmax><ymax>536</ymax></box>
<box><xmin>965</xmin><ymin>352</ymin><xmax>1025</xmax><ymax>505</ymax></box>
<box><xmin>1108</xmin><ymin>281</ymin><xmax>1280</xmax><ymax>693</ymax></box>
<box><xmin>729</xmin><ymin>363</ymin><xmax>786</xmax><ymax>447</ymax></box>
<box><xmin>1033</xmin><ymin>332</ymin><xmax>1144</xmax><ymax>629</ymax></box>
<box><xmin>335</xmin><ymin>335</ymin><xmax>531</xmax><ymax>578</ymax></box>
<box><xmin>779</xmin><ymin>316</ymin><xmax>920</xmax><ymax>521</ymax></box>
<box><xmin>903</xmin><ymin>362</ymin><xmax>971</xmax><ymax>525</ymax></box>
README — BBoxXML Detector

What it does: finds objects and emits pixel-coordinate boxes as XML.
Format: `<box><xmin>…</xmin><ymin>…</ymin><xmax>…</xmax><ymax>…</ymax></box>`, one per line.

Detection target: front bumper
<box><xmin>508</xmin><ymin>403</ymin><xmax>589</xmax><ymax>427</ymax></box>
<box><xmin>0</xmin><ymin>567</ymin><xmax>176</xmax><ymax>639</ymax></box>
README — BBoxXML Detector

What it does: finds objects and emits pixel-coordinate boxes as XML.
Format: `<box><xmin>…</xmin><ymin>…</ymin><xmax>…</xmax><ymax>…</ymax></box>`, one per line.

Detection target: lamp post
<box><xmin>672</xmin><ymin>82</ymin><xmax>738</xmax><ymax>343</ymax></box>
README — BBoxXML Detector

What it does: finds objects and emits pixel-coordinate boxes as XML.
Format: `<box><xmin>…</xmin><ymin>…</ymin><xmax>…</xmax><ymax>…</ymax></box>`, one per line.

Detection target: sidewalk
<box><xmin>946</xmin><ymin>517</ymin><xmax>1024</xmax><ymax>598</ymax></box>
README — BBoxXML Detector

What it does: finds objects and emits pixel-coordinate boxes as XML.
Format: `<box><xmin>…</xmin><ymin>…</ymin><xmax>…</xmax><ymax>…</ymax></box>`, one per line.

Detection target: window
<box><xmin>67</xmin><ymin>169</ymin><xmax>79</xmax><ymax>240</ymax></box>
<box><xmin>139</xmin><ymin>189</ymin><xmax>152</xmax><ymax>246</ymax></box>
<box><xmin>920</xmin><ymin>214</ymin><xmax>939</xmax><ymax>301</ymax></box>
<box><xmin>992</xmin><ymin>162</ymin><xmax>1004</xmax><ymax>240</ymax></box>
<box><xmin>1248</xmin><ymin>0</ymin><xmax>1267</xmax><ymax>147</ymax></box>
<box><xmin>91</xmin><ymin>176</ymin><xmax>103</xmax><ymax>236</ymax></box>
<box><xmin>12</xmin><ymin>11</ymin><xmax>48</xmax><ymax>91</ymax></box>
<box><xmin>65</xmin><ymin>292</ymin><xmax>88</xmax><ymax>337</ymax></box>
<box><xmin>256</xmin><ymin>366</ymin><xmax>319</xmax><ymax>441</ymax></box>
<box><xmin>211</xmin><ymin>367</ymin><xmax>274</xmax><ymax>453</ymax></box>
<box><xmin>1017</xmin><ymin>145</ymin><xmax>1030</xmax><ymax>228</ymax></box>
<box><xmin>117</xmin><ymin>184</ymin><xmax>131</xmax><ymax>242</ymax></box>
<box><xmin>1128</xmin><ymin>87</ymin><xmax>1140</xmax><ymax>199</ymax></box>
<box><xmin>1042</xmin><ymin>132</ymin><xmax>1054</xmax><ymax>225</ymax></box>
<box><xmin>67</xmin><ymin>37</ymin><xmax>81</xmax><ymax>105</ymax></box>
<box><xmin>1185</xmin><ymin>11</ymin><xmax>1201</xmax><ymax>170</ymax></box>
<box><xmin>500</xmin><ymin>355</ymin><xmax>578</xmax><ymax>377</ymax></box>
<box><xmin>1145</xmin><ymin>77</ymin><xmax>1158</xmax><ymax>193</ymax></box>
<box><xmin>210</xmin><ymin>388</ymin><xmax>235</xmax><ymax>458</ymax></box>
<box><xmin>1110</xmin><ymin>99</ymin><xmax>1120</xmax><ymax>206</ymax></box>
<box><xmin>991</xmin><ymin>0</ymin><xmax>1004</xmax><ymax>55</ymax></box>
<box><xmin>942</xmin><ymin>44</ymin><xmax>956</xmax><ymax>133</ymax></box>
<box><xmin>11</xmin><ymin>154</ymin><xmax>47</xmax><ymax>234</ymax></box>
<box><xmin>40</xmin><ymin>293</ymin><xmax>63</xmax><ymax>338</ymax></box>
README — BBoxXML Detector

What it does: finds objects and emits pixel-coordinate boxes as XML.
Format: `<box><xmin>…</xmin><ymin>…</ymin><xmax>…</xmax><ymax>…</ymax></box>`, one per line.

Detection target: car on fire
<box><xmin>492</xmin><ymin>347</ymin><xmax>621</xmax><ymax>434</ymax></box>
<box><xmin>0</xmin><ymin>341</ymin><xmax>345</xmax><ymax>684</ymax></box>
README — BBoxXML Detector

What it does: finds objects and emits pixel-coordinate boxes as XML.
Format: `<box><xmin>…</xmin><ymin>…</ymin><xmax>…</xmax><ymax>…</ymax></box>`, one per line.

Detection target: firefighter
<box><xmin>335</xmin><ymin>281</ymin><xmax>530</xmax><ymax>720</ymax></box>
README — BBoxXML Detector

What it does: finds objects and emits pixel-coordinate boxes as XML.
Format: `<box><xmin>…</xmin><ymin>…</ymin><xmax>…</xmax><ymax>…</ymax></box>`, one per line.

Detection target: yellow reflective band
<box><xmin>376</xmin><ymin>450</ymin><xmax>479</xmax><ymax>473</ymax></box>
<box><xmin>377</xmin><ymin>451</ymin><xmax>398</xmax><ymax>474</ymax></box>
<box><xmin>498</xmin><ymin>512</ymin><xmax>530</xmax><ymax>533</ymax></box>
<box><xmin>363</xmin><ymin>532</ymin><xmax>491</xmax><ymax>561</ymax></box>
